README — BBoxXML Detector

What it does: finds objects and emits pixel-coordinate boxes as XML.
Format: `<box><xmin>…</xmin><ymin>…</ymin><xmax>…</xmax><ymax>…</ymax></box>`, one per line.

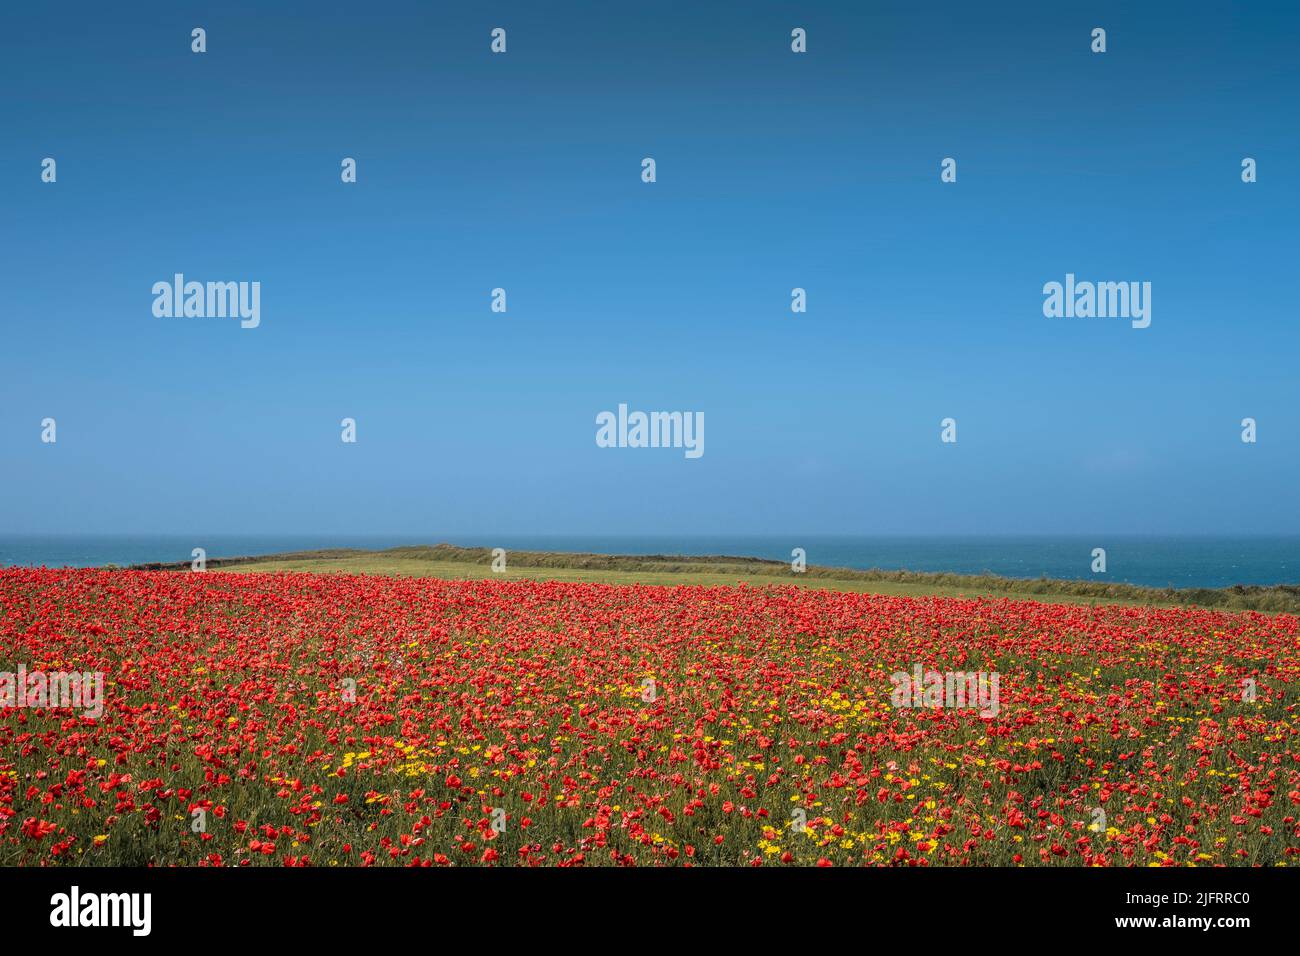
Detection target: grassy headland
<box><xmin>126</xmin><ymin>543</ymin><xmax>1300</xmax><ymax>614</ymax></box>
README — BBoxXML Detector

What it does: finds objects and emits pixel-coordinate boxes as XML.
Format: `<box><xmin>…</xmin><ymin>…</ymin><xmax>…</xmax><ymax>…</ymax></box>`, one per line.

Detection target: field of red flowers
<box><xmin>1</xmin><ymin>567</ymin><xmax>1298</xmax><ymax>867</ymax></box>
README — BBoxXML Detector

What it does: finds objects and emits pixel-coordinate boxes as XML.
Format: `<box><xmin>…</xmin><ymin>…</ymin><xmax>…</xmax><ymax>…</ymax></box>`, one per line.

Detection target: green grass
<box><xmin>128</xmin><ymin>543</ymin><xmax>1300</xmax><ymax>613</ymax></box>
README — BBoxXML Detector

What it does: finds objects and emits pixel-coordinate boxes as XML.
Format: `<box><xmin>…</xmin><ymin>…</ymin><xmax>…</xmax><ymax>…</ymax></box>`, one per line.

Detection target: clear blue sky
<box><xmin>2</xmin><ymin>1</ymin><xmax>1297</xmax><ymax>536</ymax></box>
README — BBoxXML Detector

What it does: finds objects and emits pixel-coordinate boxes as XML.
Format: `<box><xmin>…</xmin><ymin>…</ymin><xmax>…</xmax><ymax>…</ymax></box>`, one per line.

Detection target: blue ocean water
<box><xmin>0</xmin><ymin>534</ymin><xmax>1297</xmax><ymax>590</ymax></box>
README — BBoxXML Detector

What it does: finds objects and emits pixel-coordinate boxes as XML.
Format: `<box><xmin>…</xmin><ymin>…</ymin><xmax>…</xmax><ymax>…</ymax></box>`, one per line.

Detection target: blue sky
<box><xmin>2</xmin><ymin>1</ymin><xmax>1297</xmax><ymax>536</ymax></box>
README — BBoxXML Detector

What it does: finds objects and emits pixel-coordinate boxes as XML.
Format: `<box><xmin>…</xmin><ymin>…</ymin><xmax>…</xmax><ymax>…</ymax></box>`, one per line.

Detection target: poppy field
<box><xmin>2</xmin><ymin>567</ymin><xmax>1298</xmax><ymax>867</ymax></box>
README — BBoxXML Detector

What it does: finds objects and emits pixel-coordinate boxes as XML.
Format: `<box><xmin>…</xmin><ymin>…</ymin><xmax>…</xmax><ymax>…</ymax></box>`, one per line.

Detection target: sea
<box><xmin>1</xmin><ymin>534</ymin><xmax>1297</xmax><ymax>590</ymax></box>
